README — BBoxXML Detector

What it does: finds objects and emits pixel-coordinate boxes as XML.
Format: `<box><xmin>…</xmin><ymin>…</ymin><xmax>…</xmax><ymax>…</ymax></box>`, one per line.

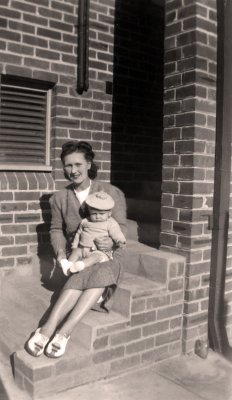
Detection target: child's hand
<box><xmin>70</xmin><ymin>261</ymin><xmax>85</xmax><ymax>273</ymax></box>
<box><xmin>59</xmin><ymin>259</ymin><xmax>73</xmax><ymax>276</ymax></box>
<box><xmin>117</xmin><ymin>241</ymin><xmax>126</xmax><ymax>248</ymax></box>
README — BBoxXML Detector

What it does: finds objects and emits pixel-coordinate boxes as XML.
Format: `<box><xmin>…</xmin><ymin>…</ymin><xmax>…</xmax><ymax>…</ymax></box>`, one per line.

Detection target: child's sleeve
<box><xmin>108</xmin><ymin>218</ymin><xmax>126</xmax><ymax>245</ymax></box>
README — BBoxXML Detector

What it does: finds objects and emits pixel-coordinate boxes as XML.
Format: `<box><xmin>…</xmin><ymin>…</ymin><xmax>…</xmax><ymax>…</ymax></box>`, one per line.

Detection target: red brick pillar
<box><xmin>161</xmin><ymin>0</ymin><xmax>217</xmax><ymax>353</ymax></box>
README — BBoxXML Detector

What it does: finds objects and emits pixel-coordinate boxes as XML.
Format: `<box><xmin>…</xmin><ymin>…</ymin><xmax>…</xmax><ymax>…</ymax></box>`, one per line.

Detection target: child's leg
<box><xmin>70</xmin><ymin>251</ymin><xmax>108</xmax><ymax>272</ymax></box>
<box><xmin>68</xmin><ymin>248</ymin><xmax>83</xmax><ymax>263</ymax></box>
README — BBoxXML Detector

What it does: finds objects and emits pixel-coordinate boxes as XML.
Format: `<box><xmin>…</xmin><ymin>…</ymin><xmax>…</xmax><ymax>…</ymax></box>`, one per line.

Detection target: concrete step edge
<box><xmin>0</xmin><ymin>352</ymin><xmax>31</xmax><ymax>400</ymax></box>
<box><xmin>14</xmin><ymin>349</ymin><xmax>110</xmax><ymax>399</ymax></box>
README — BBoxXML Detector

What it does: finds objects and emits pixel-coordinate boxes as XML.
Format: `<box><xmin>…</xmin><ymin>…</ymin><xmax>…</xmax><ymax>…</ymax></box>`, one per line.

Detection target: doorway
<box><xmin>111</xmin><ymin>0</ymin><xmax>165</xmax><ymax>247</ymax></box>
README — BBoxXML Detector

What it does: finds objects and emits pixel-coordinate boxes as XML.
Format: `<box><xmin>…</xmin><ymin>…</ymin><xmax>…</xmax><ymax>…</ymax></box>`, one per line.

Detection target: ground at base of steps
<box><xmin>2</xmin><ymin>350</ymin><xmax>231</xmax><ymax>400</ymax></box>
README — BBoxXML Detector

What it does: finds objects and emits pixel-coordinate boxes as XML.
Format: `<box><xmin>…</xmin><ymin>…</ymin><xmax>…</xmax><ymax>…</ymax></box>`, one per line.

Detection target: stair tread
<box><xmin>80</xmin><ymin>309</ymin><xmax>128</xmax><ymax>327</ymax></box>
<box><xmin>0</xmin><ymin>288</ymin><xmax>128</xmax><ymax>358</ymax></box>
<box><xmin>15</xmin><ymin>336</ymin><xmax>91</xmax><ymax>370</ymax></box>
<box><xmin>0</xmin><ymin>299</ymin><xmax>45</xmax><ymax>356</ymax></box>
<box><xmin>121</xmin><ymin>272</ymin><xmax>165</xmax><ymax>292</ymax></box>
<box><xmin>2</xmin><ymin>268</ymin><xmax>166</xmax><ymax>301</ymax></box>
<box><xmin>0</xmin><ymin>298</ymin><xmax>90</xmax><ymax>363</ymax></box>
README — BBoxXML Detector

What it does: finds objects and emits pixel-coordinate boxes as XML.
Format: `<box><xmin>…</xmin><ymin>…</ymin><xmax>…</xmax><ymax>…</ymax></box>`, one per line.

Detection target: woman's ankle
<box><xmin>58</xmin><ymin>328</ymin><xmax>72</xmax><ymax>337</ymax></box>
<box><xmin>39</xmin><ymin>325</ymin><xmax>55</xmax><ymax>338</ymax></box>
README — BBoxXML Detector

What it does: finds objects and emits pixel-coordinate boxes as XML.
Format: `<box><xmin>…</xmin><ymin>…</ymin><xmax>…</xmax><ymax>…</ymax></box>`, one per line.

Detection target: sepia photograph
<box><xmin>0</xmin><ymin>0</ymin><xmax>232</xmax><ymax>399</ymax></box>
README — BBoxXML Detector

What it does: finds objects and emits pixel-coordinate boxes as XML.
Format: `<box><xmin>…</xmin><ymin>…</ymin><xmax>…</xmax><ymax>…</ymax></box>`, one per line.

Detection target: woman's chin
<box><xmin>72</xmin><ymin>180</ymin><xmax>82</xmax><ymax>186</ymax></box>
<box><xmin>71</xmin><ymin>177</ymin><xmax>82</xmax><ymax>184</ymax></box>
<box><xmin>71</xmin><ymin>176</ymin><xmax>90</xmax><ymax>188</ymax></box>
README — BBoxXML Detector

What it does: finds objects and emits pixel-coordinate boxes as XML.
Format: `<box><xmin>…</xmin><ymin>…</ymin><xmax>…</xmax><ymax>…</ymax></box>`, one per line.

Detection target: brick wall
<box><xmin>0</xmin><ymin>0</ymin><xmax>117</xmax><ymax>269</ymax></box>
<box><xmin>0</xmin><ymin>0</ymin><xmax>165</xmax><ymax>271</ymax></box>
<box><xmin>0</xmin><ymin>173</ymin><xmax>54</xmax><ymax>269</ymax></box>
<box><xmin>161</xmin><ymin>0</ymin><xmax>217</xmax><ymax>352</ymax></box>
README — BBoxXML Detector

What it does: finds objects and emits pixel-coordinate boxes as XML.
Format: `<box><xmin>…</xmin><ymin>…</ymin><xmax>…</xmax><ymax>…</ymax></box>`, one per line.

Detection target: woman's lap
<box><xmin>63</xmin><ymin>248</ymin><xmax>125</xmax><ymax>311</ymax></box>
<box><xmin>64</xmin><ymin>250</ymin><xmax>123</xmax><ymax>289</ymax></box>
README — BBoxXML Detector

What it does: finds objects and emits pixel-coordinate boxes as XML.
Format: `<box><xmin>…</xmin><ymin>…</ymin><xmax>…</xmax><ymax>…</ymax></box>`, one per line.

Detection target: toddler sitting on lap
<box><xmin>59</xmin><ymin>191</ymin><xmax>126</xmax><ymax>276</ymax></box>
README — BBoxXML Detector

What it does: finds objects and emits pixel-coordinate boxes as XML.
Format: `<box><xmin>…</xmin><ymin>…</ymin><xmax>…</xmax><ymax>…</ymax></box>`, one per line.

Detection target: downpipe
<box><xmin>77</xmin><ymin>0</ymin><xmax>89</xmax><ymax>94</ymax></box>
<box><xmin>208</xmin><ymin>0</ymin><xmax>232</xmax><ymax>360</ymax></box>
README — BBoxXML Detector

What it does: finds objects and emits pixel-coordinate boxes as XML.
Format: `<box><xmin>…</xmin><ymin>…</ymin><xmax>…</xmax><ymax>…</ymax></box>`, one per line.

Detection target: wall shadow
<box><xmin>110</xmin><ymin>0</ymin><xmax>164</xmax><ymax>201</ymax></box>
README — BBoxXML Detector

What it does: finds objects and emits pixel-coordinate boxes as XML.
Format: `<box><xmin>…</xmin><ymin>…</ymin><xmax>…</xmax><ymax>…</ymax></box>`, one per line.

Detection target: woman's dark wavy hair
<box><xmin>60</xmin><ymin>141</ymin><xmax>98</xmax><ymax>180</ymax></box>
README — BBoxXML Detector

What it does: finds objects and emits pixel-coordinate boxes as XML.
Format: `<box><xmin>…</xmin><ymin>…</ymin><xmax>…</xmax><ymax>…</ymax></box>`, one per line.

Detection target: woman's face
<box><xmin>63</xmin><ymin>151</ymin><xmax>91</xmax><ymax>186</ymax></box>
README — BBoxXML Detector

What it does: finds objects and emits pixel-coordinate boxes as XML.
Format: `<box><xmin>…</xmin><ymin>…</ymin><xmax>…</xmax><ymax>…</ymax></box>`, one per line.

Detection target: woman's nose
<box><xmin>71</xmin><ymin>165</ymin><xmax>78</xmax><ymax>173</ymax></box>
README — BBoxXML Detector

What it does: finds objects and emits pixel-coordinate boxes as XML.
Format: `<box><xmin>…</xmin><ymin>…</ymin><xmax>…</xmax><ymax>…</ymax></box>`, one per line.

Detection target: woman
<box><xmin>26</xmin><ymin>141</ymin><xmax>127</xmax><ymax>358</ymax></box>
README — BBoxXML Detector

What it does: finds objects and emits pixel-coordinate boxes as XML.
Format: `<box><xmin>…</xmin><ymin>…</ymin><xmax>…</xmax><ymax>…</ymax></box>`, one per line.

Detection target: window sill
<box><xmin>0</xmin><ymin>164</ymin><xmax>53</xmax><ymax>172</ymax></box>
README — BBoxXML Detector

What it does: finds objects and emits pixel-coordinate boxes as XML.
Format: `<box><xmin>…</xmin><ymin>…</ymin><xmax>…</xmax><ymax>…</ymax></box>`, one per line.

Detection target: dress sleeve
<box><xmin>71</xmin><ymin>222</ymin><xmax>83</xmax><ymax>249</ymax></box>
<box><xmin>49</xmin><ymin>193</ymin><xmax>67</xmax><ymax>258</ymax></box>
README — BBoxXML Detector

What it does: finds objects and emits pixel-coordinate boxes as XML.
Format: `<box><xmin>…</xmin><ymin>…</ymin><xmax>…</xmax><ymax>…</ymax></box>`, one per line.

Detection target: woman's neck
<box><xmin>73</xmin><ymin>178</ymin><xmax>91</xmax><ymax>192</ymax></box>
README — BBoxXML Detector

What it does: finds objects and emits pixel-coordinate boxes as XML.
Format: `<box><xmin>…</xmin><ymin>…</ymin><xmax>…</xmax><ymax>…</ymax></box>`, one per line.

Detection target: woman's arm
<box><xmin>68</xmin><ymin>224</ymin><xmax>82</xmax><ymax>262</ymax></box>
<box><xmin>71</xmin><ymin>225</ymin><xmax>82</xmax><ymax>250</ymax></box>
<box><xmin>49</xmin><ymin>193</ymin><xmax>67</xmax><ymax>259</ymax></box>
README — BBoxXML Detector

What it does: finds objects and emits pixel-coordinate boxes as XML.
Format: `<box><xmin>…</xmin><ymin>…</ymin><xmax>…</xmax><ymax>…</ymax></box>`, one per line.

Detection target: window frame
<box><xmin>0</xmin><ymin>75</ymin><xmax>54</xmax><ymax>172</ymax></box>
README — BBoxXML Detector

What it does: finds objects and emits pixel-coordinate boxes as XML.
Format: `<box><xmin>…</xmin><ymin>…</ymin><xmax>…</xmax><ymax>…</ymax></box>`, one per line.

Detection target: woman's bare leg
<box><xmin>58</xmin><ymin>287</ymin><xmax>105</xmax><ymax>337</ymax></box>
<box><xmin>40</xmin><ymin>289</ymin><xmax>83</xmax><ymax>337</ymax></box>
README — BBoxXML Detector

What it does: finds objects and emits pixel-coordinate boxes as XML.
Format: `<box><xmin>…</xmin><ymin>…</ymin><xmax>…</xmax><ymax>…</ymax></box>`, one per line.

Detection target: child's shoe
<box><xmin>70</xmin><ymin>261</ymin><xmax>85</xmax><ymax>273</ymax></box>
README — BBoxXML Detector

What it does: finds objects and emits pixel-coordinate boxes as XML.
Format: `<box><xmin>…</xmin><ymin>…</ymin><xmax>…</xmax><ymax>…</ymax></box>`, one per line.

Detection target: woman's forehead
<box><xmin>64</xmin><ymin>151</ymin><xmax>87</xmax><ymax>163</ymax></box>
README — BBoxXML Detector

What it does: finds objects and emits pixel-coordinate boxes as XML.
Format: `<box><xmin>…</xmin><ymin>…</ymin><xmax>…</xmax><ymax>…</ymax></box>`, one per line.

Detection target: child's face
<box><xmin>88</xmin><ymin>207</ymin><xmax>111</xmax><ymax>222</ymax></box>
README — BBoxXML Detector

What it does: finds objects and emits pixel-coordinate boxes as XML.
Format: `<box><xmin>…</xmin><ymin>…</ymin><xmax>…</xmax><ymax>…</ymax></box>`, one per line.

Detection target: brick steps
<box><xmin>12</xmin><ymin>283</ymin><xmax>175</xmax><ymax>398</ymax></box>
<box><xmin>0</xmin><ymin>271</ymin><xmax>166</xmax><ymax>356</ymax></box>
<box><xmin>2</xmin><ymin>274</ymin><xmax>168</xmax><ymax>398</ymax></box>
<box><xmin>0</xmin><ymin>354</ymin><xmax>31</xmax><ymax>400</ymax></box>
<box><xmin>0</xmin><ymin>242</ymin><xmax>185</xmax><ymax>399</ymax></box>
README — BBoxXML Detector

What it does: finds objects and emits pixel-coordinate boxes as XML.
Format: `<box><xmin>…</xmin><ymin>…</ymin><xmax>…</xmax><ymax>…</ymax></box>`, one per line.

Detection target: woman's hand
<box><xmin>59</xmin><ymin>259</ymin><xmax>73</xmax><ymax>276</ymax></box>
<box><xmin>94</xmin><ymin>236</ymin><xmax>113</xmax><ymax>252</ymax></box>
<box><xmin>57</xmin><ymin>249</ymin><xmax>67</xmax><ymax>263</ymax></box>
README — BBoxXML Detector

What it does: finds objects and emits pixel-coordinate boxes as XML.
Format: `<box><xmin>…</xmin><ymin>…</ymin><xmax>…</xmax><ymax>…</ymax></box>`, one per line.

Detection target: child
<box><xmin>60</xmin><ymin>191</ymin><xmax>126</xmax><ymax>276</ymax></box>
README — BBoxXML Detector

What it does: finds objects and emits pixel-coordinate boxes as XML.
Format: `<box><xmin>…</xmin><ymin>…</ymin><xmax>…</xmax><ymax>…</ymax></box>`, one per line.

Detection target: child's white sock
<box><xmin>60</xmin><ymin>259</ymin><xmax>72</xmax><ymax>276</ymax></box>
<box><xmin>70</xmin><ymin>261</ymin><xmax>85</xmax><ymax>273</ymax></box>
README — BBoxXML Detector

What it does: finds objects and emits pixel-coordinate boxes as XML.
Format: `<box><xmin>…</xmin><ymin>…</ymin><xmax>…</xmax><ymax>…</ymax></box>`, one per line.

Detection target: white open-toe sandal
<box><xmin>26</xmin><ymin>328</ymin><xmax>50</xmax><ymax>357</ymax></box>
<box><xmin>45</xmin><ymin>333</ymin><xmax>70</xmax><ymax>358</ymax></box>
